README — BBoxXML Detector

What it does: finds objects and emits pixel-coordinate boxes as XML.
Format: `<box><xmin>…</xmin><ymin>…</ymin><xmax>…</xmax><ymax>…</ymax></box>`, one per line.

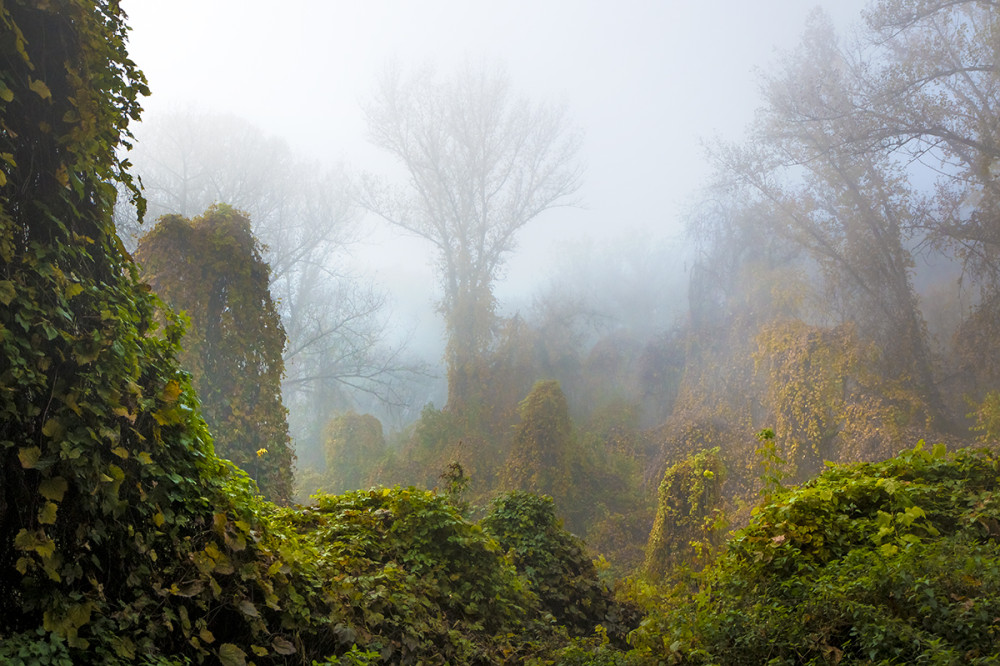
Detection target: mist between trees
<box><xmin>118</xmin><ymin>0</ymin><xmax>1000</xmax><ymax>516</ymax></box>
<box><xmin>117</xmin><ymin>0</ymin><xmax>1000</xmax><ymax>555</ymax></box>
<box><xmin>9</xmin><ymin>0</ymin><xmax>1000</xmax><ymax>663</ymax></box>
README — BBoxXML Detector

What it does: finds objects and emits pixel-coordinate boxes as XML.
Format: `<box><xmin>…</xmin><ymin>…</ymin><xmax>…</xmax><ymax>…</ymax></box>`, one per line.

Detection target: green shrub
<box><xmin>482</xmin><ymin>492</ymin><xmax>640</xmax><ymax>644</ymax></box>
<box><xmin>632</xmin><ymin>444</ymin><xmax>1000</xmax><ymax>664</ymax></box>
<box><xmin>281</xmin><ymin>486</ymin><xmax>553</xmax><ymax>664</ymax></box>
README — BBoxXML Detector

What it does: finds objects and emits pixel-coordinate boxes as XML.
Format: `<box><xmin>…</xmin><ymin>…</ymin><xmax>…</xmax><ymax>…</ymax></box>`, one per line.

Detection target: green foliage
<box><xmin>546</xmin><ymin>633</ymin><xmax>650</xmax><ymax>666</ymax></box>
<box><xmin>482</xmin><ymin>492</ymin><xmax>638</xmax><ymax>644</ymax></box>
<box><xmin>323</xmin><ymin>411</ymin><xmax>385</xmax><ymax>493</ymax></box>
<box><xmin>0</xmin><ymin>629</ymin><xmax>73</xmax><ymax>666</ymax></box>
<box><xmin>281</xmin><ymin>486</ymin><xmax>555</xmax><ymax>664</ymax></box>
<box><xmin>755</xmin><ymin>320</ymin><xmax>916</xmax><ymax>477</ymax></box>
<box><xmin>970</xmin><ymin>390</ymin><xmax>1000</xmax><ymax>444</ymax></box>
<box><xmin>0</xmin><ymin>0</ymin><xmax>148</xmax><ymax>224</ymax></box>
<box><xmin>136</xmin><ymin>205</ymin><xmax>293</xmax><ymax>501</ymax></box>
<box><xmin>0</xmin><ymin>2</ymin><xmax>338</xmax><ymax>660</ymax></box>
<box><xmin>631</xmin><ymin>444</ymin><xmax>1000</xmax><ymax>664</ymax></box>
<box><xmin>643</xmin><ymin>448</ymin><xmax>726</xmax><ymax>579</ymax></box>
<box><xmin>313</xmin><ymin>645</ymin><xmax>382</xmax><ymax>665</ymax></box>
<box><xmin>754</xmin><ymin>426</ymin><xmax>788</xmax><ymax>499</ymax></box>
<box><xmin>501</xmin><ymin>380</ymin><xmax>575</xmax><ymax>505</ymax></box>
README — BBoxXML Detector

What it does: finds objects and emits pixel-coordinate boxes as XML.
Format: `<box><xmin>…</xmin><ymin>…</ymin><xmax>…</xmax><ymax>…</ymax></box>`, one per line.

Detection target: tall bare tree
<box><xmin>362</xmin><ymin>62</ymin><xmax>583</xmax><ymax>410</ymax></box>
<box><xmin>708</xmin><ymin>12</ymin><xmax>950</xmax><ymax>428</ymax></box>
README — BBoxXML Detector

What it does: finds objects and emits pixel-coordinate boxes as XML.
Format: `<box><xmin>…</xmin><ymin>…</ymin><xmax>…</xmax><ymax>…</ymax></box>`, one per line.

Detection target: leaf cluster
<box><xmin>482</xmin><ymin>491</ymin><xmax>640</xmax><ymax>645</ymax></box>
<box><xmin>281</xmin><ymin>486</ymin><xmax>560</xmax><ymax>664</ymax></box>
<box><xmin>643</xmin><ymin>448</ymin><xmax>726</xmax><ymax>579</ymax></box>
<box><xmin>631</xmin><ymin>444</ymin><xmax>1000</xmax><ymax>664</ymax></box>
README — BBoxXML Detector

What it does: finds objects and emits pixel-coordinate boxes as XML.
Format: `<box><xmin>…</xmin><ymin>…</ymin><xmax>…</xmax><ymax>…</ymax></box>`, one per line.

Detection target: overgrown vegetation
<box><xmin>629</xmin><ymin>444</ymin><xmax>1000</xmax><ymax>664</ymax></box>
<box><xmin>136</xmin><ymin>206</ymin><xmax>294</xmax><ymax>502</ymax></box>
<box><xmin>8</xmin><ymin>0</ymin><xmax>1000</xmax><ymax>664</ymax></box>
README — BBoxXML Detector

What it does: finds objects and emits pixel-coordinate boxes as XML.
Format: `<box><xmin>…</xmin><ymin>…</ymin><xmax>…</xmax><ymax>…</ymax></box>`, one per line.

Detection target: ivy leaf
<box><xmin>218</xmin><ymin>643</ymin><xmax>247</xmax><ymax>666</ymax></box>
<box><xmin>160</xmin><ymin>379</ymin><xmax>182</xmax><ymax>403</ymax></box>
<box><xmin>237</xmin><ymin>598</ymin><xmax>259</xmax><ymax>618</ymax></box>
<box><xmin>41</xmin><ymin>418</ymin><xmax>63</xmax><ymax>438</ymax></box>
<box><xmin>0</xmin><ymin>280</ymin><xmax>15</xmax><ymax>305</ymax></box>
<box><xmin>28</xmin><ymin>77</ymin><xmax>51</xmax><ymax>100</ymax></box>
<box><xmin>271</xmin><ymin>637</ymin><xmax>296</xmax><ymax>655</ymax></box>
<box><xmin>38</xmin><ymin>501</ymin><xmax>58</xmax><ymax>524</ymax></box>
<box><xmin>18</xmin><ymin>446</ymin><xmax>42</xmax><ymax>469</ymax></box>
<box><xmin>39</xmin><ymin>476</ymin><xmax>68</xmax><ymax>502</ymax></box>
<box><xmin>173</xmin><ymin>580</ymin><xmax>205</xmax><ymax>597</ymax></box>
<box><xmin>64</xmin><ymin>282</ymin><xmax>83</xmax><ymax>299</ymax></box>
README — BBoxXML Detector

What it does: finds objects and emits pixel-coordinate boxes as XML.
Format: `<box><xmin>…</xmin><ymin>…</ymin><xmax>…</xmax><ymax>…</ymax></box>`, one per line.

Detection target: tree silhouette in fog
<box><xmin>362</xmin><ymin>62</ymin><xmax>582</xmax><ymax>411</ymax></box>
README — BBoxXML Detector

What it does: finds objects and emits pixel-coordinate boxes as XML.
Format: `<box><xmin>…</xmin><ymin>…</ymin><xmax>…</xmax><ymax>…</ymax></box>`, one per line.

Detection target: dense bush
<box><xmin>631</xmin><ymin>444</ymin><xmax>1000</xmax><ymax>664</ymax></box>
<box><xmin>282</xmin><ymin>487</ymin><xmax>559</xmax><ymax>664</ymax></box>
<box><xmin>322</xmin><ymin>411</ymin><xmax>385</xmax><ymax>493</ymax></box>
<box><xmin>481</xmin><ymin>491</ymin><xmax>640</xmax><ymax>644</ymax></box>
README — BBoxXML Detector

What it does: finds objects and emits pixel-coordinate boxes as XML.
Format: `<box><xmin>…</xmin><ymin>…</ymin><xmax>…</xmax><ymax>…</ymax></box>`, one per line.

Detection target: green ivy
<box><xmin>631</xmin><ymin>443</ymin><xmax>1000</xmax><ymax>664</ymax></box>
<box><xmin>136</xmin><ymin>206</ymin><xmax>294</xmax><ymax>502</ymax></box>
<box><xmin>482</xmin><ymin>491</ymin><xmax>639</xmax><ymax>645</ymax></box>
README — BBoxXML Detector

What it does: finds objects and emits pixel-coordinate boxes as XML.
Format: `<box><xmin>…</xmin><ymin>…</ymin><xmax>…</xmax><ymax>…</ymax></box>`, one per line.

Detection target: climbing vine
<box><xmin>136</xmin><ymin>206</ymin><xmax>293</xmax><ymax>502</ymax></box>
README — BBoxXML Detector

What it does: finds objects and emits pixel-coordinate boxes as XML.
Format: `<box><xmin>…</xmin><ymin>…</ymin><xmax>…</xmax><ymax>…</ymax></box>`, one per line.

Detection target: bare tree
<box><xmin>361</xmin><ymin>62</ymin><xmax>583</xmax><ymax>409</ymax></box>
<box><xmin>708</xmin><ymin>11</ymin><xmax>950</xmax><ymax>428</ymax></box>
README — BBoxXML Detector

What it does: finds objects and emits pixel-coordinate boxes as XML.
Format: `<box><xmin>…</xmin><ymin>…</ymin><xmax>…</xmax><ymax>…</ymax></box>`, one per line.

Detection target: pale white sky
<box><xmin>122</xmin><ymin>0</ymin><xmax>871</xmax><ymax>355</ymax></box>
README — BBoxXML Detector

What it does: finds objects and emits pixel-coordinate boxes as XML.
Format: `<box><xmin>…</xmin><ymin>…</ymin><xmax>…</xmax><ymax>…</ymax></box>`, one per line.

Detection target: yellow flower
<box><xmin>256</xmin><ymin>448</ymin><xmax>268</xmax><ymax>457</ymax></box>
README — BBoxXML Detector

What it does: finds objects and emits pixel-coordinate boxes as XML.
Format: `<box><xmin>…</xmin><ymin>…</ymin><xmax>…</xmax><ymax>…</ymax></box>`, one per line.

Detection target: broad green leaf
<box><xmin>28</xmin><ymin>77</ymin><xmax>51</xmax><ymax>100</ymax></box>
<box><xmin>160</xmin><ymin>379</ymin><xmax>182</xmax><ymax>403</ymax></box>
<box><xmin>238</xmin><ymin>598</ymin><xmax>259</xmax><ymax>618</ymax></box>
<box><xmin>38</xmin><ymin>501</ymin><xmax>57</xmax><ymax>524</ymax></box>
<box><xmin>64</xmin><ymin>282</ymin><xmax>83</xmax><ymax>299</ymax></box>
<box><xmin>39</xmin><ymin>476</ymin><xmax>68</xmax><ymax>502</ymax></box>
<box><xmin>41</xmin><ymin>417</ymin><xmax>63</xmax><ymax>438</ymax></box>
<box><xmin>218</xmin><ymin>643</ymin><xmax>247</xmax><ymax>666</ymax></box>
<box><xmin>18</xmin><ymin>446</ymin><xmax>41</xmax><ymax>469</ymax></box>
<box><xmin>0</xmin><ymin>280</ymin><xmax>15</xmax><ymax>305</ymax></box>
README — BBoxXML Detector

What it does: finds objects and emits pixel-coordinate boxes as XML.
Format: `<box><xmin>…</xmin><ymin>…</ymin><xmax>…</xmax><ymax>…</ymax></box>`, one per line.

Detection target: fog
<box><xmin>123</xmin><ymin>0</ymin><xmax>868</xmax><ymax>360</ymax></box>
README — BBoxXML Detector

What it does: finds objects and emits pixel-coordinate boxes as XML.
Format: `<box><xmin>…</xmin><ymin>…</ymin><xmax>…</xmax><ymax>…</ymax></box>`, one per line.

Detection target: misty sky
<box><xmin>123</xmin><ymin>0</ymin><xmax>871</xmax><ymax>354</ymax></box>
